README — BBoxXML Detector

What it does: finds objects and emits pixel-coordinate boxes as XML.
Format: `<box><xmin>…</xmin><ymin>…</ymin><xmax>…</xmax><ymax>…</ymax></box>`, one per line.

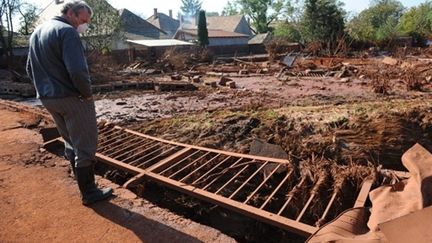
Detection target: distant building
<box><xmin>146</xmin><ymin>8</ymin><xmax>180</xmax><ymax>38</ymax></box>
<box><xmin>248</xmin><ymin>32</ymin><xmax>273</xmax><ymax>54</ymax></box>
<box><xmin>248</xmin><ymin>32</ymin><xmax>272</xmax><ymax>45</ymax></box>
<box><xmin>116</xmin><ymin>8</ymin><xmax>168</xmax><ymax>49</ymax></box>
<box><xmin>180</xmin><ymin>15</ymin><xmax>253</xmax><ymax>37</ymax></box>
<box><xmin>174</xmin><ymin>15</ymin><xmax>253</xmax><ymax>46</ymax></box>
<box><xmin>34</xmin><ymin>0</ymin><xmax>64</xmax><ymax>25</ymax></box>
<box><xmin>206</xmin><ymin>15</ymin><xmax>253</xmax><ymax>36</ymax></box>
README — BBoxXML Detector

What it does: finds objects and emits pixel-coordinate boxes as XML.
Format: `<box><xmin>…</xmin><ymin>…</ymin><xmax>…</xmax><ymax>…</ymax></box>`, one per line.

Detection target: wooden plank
<box><xmin>354</xmin><ymin>179</ymin><xmax>374</xmax><ymax>208</ymax></box>
<box><xmin>96</xmin><ymin>153</ymin><xmax>144</xmax><ymax>175</ymax></box>
<box><xmin>144</xmin><ymin>171</ymin><xmax>318</xmax><ymax>237</ymax></box>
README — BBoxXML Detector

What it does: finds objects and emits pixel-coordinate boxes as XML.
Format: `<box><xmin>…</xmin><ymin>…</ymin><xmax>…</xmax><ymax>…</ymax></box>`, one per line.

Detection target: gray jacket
<box><xmin>27</xmin><ymin>16</ymin><xmax>92</xmax><ymax>98</ymax></box>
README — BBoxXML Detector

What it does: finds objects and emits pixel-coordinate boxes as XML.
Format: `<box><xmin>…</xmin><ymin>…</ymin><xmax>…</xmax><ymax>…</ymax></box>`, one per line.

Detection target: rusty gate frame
<box><xmin>95</xmin><ymin>124</ymin><xmax>373</xmax><ymax>237</ymax></box>
<box><xmin>0</xmin><ymin>100</ymin><xmax>373</xmax><ymax>237</ymax></box>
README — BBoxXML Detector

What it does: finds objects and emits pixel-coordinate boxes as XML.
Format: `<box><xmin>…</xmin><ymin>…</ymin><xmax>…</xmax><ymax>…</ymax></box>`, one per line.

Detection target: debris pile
<box><xmin>308</xmin><ymin>143</ymin><xmax>432</xmax><ymax>243</ymax></box>
<box><xmin>0</xmin><ymin>69</ymin><xmax>35</xmax><ymax>97</ymax></box>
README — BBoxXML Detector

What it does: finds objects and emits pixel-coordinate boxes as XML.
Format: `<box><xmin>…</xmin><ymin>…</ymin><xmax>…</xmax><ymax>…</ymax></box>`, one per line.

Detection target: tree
<box><xmin>398</xmin><ymin>1</ymin><xmax>432</xmax><ymax>44</ymax></box>
<box><xmin>180</xmin><ymin>0</ymin><xmax>202</xmax><ymax>17</ymax></box>
<box><xmin>274</xmin><ymin>22</ymin><xmax>301</xmax><ymax>41</ymax></box>
<box><xmin>279</xmin><ymin>0</ymin><xmax>302</xmax><ymax>22</ymax></box>
<box><xmin>301</xmin><ymin>0</ymin><xmax>345</xmax><ymax>49</ymax></box>
<box><xmin>197</xmin><ymin>10</ymin><xmax>209</xmax><ymax>47</ymax></box>
<box><xmin>272</xmin><ymin>1</ymin><xmax>302</xmax><ymax>41</ymax></box>
<box><xmin>236</xmin><ymin>0</ymin><xmax>289</xmax><ymax>33</ymax></box>
<box><xmin>347</xmin><ymin>0</ymin><xmax>404</xmax><ymax>45</ymax></box>
<box><xmin>222</xmin><ymin>0</ymin><xmax>239</xmax><ymax>16</ymax></box>
<box><xmin>301</xmin><ymin>0</ymin><xmax>345</xmax><ymax>42</ymax></box>
<box><xmin>18</xmin><ymin>2</ymin><xmax>38</xmax><ymax>35</ymax></box>
<box><xmin>81</xmin><ymin>0</ymin><xmax>121</xmax><ymax>52</ymax></box>
<box><xmin>0</xmin><ymin>0</ymin><xmax>21</xmax><ymax>65</ymax></box>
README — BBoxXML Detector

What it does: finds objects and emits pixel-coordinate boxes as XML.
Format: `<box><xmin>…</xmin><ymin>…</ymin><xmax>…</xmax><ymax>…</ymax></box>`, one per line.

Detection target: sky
<box><xmin>29</xmin><ymin>0</ymin><xmax>427</xmax><ymax>19</ymax></box>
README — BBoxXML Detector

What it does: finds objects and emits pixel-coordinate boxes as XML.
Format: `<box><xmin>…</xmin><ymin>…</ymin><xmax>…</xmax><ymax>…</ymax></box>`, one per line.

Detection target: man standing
<box><xmin>27</xmin><ymin>1</ymin><xmax>112</xmax><ymax>206</ymax></box>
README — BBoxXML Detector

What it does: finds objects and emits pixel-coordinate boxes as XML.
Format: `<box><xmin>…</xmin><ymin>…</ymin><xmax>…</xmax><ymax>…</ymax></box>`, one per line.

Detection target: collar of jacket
<box><xmin>52</xmin><ymin>16</ymin><xmax>73</xmax><ymax>27</ymax></box>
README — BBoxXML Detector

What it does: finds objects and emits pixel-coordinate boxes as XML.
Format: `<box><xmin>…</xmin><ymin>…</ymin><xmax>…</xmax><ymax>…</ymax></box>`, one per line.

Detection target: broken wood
<box><xmin>233</xmin><ymin>58</ymin><xmax>261</xmax><ymax>68</ymax></box>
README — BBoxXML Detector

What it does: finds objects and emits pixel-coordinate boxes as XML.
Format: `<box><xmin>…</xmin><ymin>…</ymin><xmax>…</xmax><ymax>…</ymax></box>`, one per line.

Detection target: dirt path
<box><xmin>0</xmin><ymin>107</ymin><xmax>234</xmax><ymax>243</ymax></box>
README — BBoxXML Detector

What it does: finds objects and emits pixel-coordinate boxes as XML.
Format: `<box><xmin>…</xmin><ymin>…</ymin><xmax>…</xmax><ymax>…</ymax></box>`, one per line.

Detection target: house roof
<box><xmin>35</xmin><ymin>1</ymin><xmax>64</xmax><ymax>25</ymax></box>
<box><xmin>147</xmin><ymin>13</ymin><xmax>180</xmax><ymax>36</ymax></box>
<box><xmin>127</xmin><ymin>39</ymin><xmax>193</xmax><ymax>47</ymax></box>
<box><xmin>180</xmin><ymin>15</ymin><xmax>253</xmax><ymax>36</ymax></box>
<box><xmin>176</xmin><ymin>29</ymin><xmax>249</xmax><ymax>38</ymax></box>
<box><xmin>119</xmin><ymin>8</ymin><xmax>168</xmax><ymax>40</ymax></box>
<box><xmin>248</xmin><ymin>32</ymin><xmax>272</xmax><ymax>45</ymax></box>
<box><xmin>206</xmin><ymin>15</ymin><xmax>245</xmax><ymax>33</ymax></box>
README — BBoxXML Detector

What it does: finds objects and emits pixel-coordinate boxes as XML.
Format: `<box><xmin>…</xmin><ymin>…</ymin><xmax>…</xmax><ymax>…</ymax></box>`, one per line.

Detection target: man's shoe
<box><xmin>81</xmin><ymin>187</ymin><xmax>113</xmax><ymax>206</ymax></box>
<box><xmin>76</xmin><ymin>165</ymin><xmax>113</xmax><ymax>206</ymax></box>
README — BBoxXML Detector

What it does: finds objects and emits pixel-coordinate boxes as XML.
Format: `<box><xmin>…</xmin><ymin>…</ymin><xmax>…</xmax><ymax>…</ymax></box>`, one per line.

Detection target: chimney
<box><xmin>154</xmin><ymin>8</ymin><xmax>158</xmax><ymax>17</ymax></box>
<box><xmin>169</xmin><ymin>10</ymin><xmax>173</xmax><ymax>18</ymax></box>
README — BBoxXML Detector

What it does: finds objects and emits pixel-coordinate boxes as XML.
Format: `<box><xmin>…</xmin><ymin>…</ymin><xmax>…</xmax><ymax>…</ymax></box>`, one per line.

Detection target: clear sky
<box><xmin>29</xmin><ymin>0</ymin><xmax>428</xmax><ymax>18</ymax></box>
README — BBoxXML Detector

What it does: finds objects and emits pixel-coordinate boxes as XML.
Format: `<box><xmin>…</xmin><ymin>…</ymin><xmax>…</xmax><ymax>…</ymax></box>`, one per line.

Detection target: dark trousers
<box><xmin>41</xmin><ymin>96</ymin><xmax>98</xmax><ymax>168</ymax></box>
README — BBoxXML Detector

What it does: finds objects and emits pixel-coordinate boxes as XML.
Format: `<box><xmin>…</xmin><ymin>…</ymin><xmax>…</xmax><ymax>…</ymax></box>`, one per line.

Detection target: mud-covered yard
<box><xmin>92</xmin><ymin>55</ymin><xmax>432</xmax><ymax>171</ymax></box>
<box><xmin>3</xmin><ymin>53</ymin><xmax>432</xmax><ymax>242</ymax></box>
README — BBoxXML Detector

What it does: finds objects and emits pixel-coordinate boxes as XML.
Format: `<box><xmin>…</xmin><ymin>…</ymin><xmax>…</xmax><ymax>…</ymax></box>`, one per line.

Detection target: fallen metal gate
<box><xmin>0</xmin><ymin>100</ymin><xmax>372</xmax><ymax>236</ymax></box>
<box><xmin>286</xmin><ymin>71</ymin><xmax>327</xmax><ymax>78</ymax></box>
<box><xmin>96</xmin><ymin>123</ymin><xmax>372</xmax><ymax>237</ymax></box>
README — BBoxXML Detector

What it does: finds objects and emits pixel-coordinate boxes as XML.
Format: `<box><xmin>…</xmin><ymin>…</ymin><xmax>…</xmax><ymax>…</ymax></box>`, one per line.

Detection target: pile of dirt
<box><xmin>131</xmin><ymin>104</ymin><xmax>432</xmax><ymax>171</ymax></box>
<box><xmin>328</xmin><ymin>110</ymin><xmax>432</xmax><ymax>169</ymax></box>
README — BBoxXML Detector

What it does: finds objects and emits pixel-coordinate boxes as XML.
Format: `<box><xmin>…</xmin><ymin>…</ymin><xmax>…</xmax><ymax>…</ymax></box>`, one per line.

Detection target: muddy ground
<box><xmin>88</xmin><ymin>55</ymin><xmax>432</xmax><ymax>241</ymax></box>
<box><xmin>3</xmin><ymin>53</ymin><xmax>432</xmax><ymax>242</ymax></box>
<box><xmin>0</xmin><ymin>107</ymin><xmax>236</xmax><ymax>243</ymax></box>
<box><xmin>128</xmin><ymin>99</ymin><xmax>432</xmax><ymax>169</ymax></box>
<box><xmin>91</xmin><ymin>61</ymin><xmax>432</xmax><ymax>172</ymax></box>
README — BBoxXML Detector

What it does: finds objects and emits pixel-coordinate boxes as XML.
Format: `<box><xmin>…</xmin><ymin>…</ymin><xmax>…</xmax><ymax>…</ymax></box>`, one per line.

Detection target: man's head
<box><xmin>61</xmin><ymin>1</ymin><xmax>93</xmax><ymax>32</ymax></box>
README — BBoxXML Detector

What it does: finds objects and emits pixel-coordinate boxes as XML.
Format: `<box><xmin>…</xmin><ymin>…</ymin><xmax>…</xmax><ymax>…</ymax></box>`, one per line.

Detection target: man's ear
<box><xmin>66</xmin><ymin>8</ymin><xmax>75</xmax><ymax>18</ymax></box>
